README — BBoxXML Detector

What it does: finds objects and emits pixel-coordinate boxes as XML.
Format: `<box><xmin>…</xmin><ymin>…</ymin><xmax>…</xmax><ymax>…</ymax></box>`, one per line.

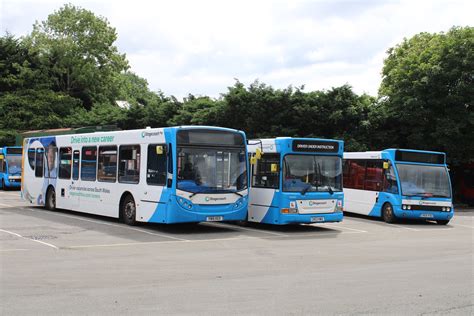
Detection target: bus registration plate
<box><xmin>420</xmin><ymin>214</ymin><xmax>434</xmax><ymax>218</ymax></box>
<box><xmin>311</xmin><ymin>216</ymin><xmax>325</xmax><ymax>222</ymax></box>
<box><xmin>206</xmin><ymin>216</ymin><xmax>223</xmax><ymax>222</ymax></box>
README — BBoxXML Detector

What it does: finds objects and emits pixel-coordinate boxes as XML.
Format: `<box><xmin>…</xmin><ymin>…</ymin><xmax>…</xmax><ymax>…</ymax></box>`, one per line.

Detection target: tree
<box><xmin>379</xmin><ymin>26</ymin><xmax>474</xmax><ymax>164</ymax></box>
<box><xmin>25</xmin><ymin>4</ymin><xmax>129</xmax><ymax>109</ymax></box>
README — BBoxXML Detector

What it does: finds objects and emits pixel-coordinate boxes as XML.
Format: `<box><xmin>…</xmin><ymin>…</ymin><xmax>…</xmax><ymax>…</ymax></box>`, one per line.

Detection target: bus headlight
<box><xmin>234</xmin><ymin>197</ymin><xmax>245</xmax><ymax>209</ymax></box>
<box><xmin>336</xmin><ymin>200</ymin><xmax>343</xmax><ymax>212</ymax></box>
<box><xmin>402</xmin><ymin>205</ymin><xmax>412</xmax><ymax>210</ymax></box>
<box><xmin>281</xmin><ymin>208</ymin><xmax>298</xmax><ymax>214</ymax></box>
<box><xmin>177</xmin><ymin>197</ymin><xmax>193</xmax><ymax>210</ymax></box>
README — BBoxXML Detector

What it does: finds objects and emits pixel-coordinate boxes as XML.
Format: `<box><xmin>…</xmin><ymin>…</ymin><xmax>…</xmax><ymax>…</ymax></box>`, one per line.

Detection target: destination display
<box><xmin>395</xmin><ymin>150</ymin><xmax>444</xmax><ymax>164</ymax></box>
<box><xmin>292</xmin><ymin>140</ymin><xmax>339</xmax><ymax>153</ymax></box>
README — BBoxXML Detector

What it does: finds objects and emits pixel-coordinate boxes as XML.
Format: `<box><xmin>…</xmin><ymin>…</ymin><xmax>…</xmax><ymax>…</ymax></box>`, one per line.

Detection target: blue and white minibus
<box><xmin>343</xmin><ymin>149</ymin><xmax>454</xmax><ymax>225</ymax></box>
<box><xmin>22</xmin><ymin>126</ymin><xmax>249</xmax><ymax>225</ymax></box>
<box><xmin>0</xmin><ymin>146</ymin><xmax>22</xmax><ymax>189</ymax></box>
<box><xmin>247</xmin><ymin>138</ymin><xmax>344</xmax><ymax>225</ymax></box>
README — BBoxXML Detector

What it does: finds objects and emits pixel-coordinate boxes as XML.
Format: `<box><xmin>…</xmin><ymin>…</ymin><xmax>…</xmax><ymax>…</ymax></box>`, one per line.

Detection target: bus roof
<box><xmin>344</xmin><ymin>148</ymin><xmax>447</xmax><ymax>164</ymax></box>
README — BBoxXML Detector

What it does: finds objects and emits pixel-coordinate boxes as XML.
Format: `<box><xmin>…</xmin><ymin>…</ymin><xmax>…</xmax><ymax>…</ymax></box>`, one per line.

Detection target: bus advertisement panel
<box><xmin>22</xmin><ymin>126</ymin><xmax>248</xmax><ymax>225</ymax></box>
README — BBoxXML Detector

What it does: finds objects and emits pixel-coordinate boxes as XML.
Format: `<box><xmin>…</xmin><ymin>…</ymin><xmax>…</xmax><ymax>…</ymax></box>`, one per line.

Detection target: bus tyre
<box><xmin>436</xmin><ymin>220</ymin><xmax>450</xmax><ymax>225</ymax></box>
<box><xmin>382</xmin><ymin>203</ymin><xmax>396</xmax><ymax>223</ymax></box>
<box><xmin>121</xmin><ymin>195</ymin><xmax>137</xmax><ymax>226</ymax></box>
<box><xmin>46</xmin><ymin>188</ymin><xmax>56</xmax><ymax>211</ymax></box>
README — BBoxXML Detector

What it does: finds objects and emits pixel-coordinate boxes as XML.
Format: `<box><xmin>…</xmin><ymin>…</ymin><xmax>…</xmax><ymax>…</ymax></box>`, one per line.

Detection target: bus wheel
<box><xmin>121</xmin><ymin>195</ymin><xmax>137</xmax><ymax>226</ymax></box>
<box><xmin>382</xmin><ymin>203</ymin><xmax>396</xmax><ymax>223</ymax></box>
<box><xmin>46</xmin><ymin>188</ymin><xmax>56</xmax><ymax>211</ymax></box>
<box><xmin>436</xmin><ymin>220</ymin><xmax>450</xmax><ymax>225</ymax></box>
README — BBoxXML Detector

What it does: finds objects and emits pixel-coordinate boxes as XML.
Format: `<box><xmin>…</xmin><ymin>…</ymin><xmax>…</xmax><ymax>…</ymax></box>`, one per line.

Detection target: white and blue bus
<box><xmin>0</xmin><ymin>146</ymin><xmax>22</xmax><ymax>189</ymax></box>
<box><xmin>247</xmin><ymin>138</ymin><xmax>344</xmax><ymax>225</ymax></box>
<box><xmin>22</xmin><ymin>126</ymin><xmax>249</xmax><ymax>225</ymax></box>
<box><xmin>343</xmin><ymin>149</ymin><xmax>454</xmax><ymax>225</ymax></box>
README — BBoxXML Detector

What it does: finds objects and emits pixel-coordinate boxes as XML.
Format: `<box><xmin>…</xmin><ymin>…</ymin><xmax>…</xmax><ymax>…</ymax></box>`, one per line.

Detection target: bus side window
<box><xmin>147</xmin><ymin>144</ymin><xmax>167</xmax><ymax>186</ymax></box>
<box><xmin>348</xmin><ymin>160</ymin><xmax>365</xmax><ymax>190</ymax></box>
<box><xmin>35</xmin><ymin>148</ymin><xmax>44</xmax><ymax>178</ymax></box>
<box><xmin>81</xmin><ymin>146</ymin><xmax>97</xmax><ymax>181</ymax></box>
<box><xmin>72</xmin><ymin>150</ymin><xmax>80</xmax><ymax>180</ymax></box>
<box><xmin>252</xmin><ymin>154</ymin><xmax>280</xmax><ymax>189</ymax></box>
<box><xmin>119</xmin><ymin>145</ymin><xmax>140</xmax><ymax>184</ymax></box>
<box><xmin>28</xmin><ymin>149</ymin><xmax>35</xmax><ymax>170</ymax></box>
<box><xmin>0</xmin><ymin>157</ymin><xmax>3</xmax><ymax>172</ymax></box>
<box><xmin>59</xmin><ymin>147</ymin><xmax>72</xmax><ymax>179</ymax></box>
<box><xmin>365</xmin><ymin>161</ymin><xmax>383</xmax><ymax>191</ymax></box>
<box><xmin>383</xmin><ymin>163</ymin><xmax>399</xmax><ymax>194</ymax></box>
<box><xmin>98</xmin><ymin>146</ymin><xmax>117</xmax><ymax>183</ymax></box>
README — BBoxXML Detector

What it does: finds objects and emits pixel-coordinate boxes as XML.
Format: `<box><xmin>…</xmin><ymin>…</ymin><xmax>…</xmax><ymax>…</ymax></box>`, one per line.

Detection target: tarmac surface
<box><xmin>1</xmin><ymin>190</ymin><xmax>473</xmax><ymax>315</ymax></box>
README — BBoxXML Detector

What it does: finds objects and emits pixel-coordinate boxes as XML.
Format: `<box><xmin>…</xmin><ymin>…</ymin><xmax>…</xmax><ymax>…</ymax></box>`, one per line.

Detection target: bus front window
<box><xmin>6</xmin><ymin>156</ymin><xmax>22</xmax><ymax>175</ymax></box>
<box><xmin>283</xmin><ymin>155</ymin><xmax>342</xmax><ymax>193</ymax></box>
<box><xmin>177</xmin><ymin>147</ymin><xmax>247</xmax><ymax>193</ymax></box>
<box><xmin>396</xmin><ymin>164</ymin><xmax>451</xmax><ymax>198</ymax></box>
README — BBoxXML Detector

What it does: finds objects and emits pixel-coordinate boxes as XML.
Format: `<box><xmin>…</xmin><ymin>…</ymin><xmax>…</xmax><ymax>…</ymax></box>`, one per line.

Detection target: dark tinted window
<box><xmin>81</xmin><ymin>147</ymin><xmax>97</xmax><ymax>181</ymax></box>
<box><xmin>252</xmin><ymin>154</ymin><xmax>280</xmax><ymax>189</ymax></box>
<box><xmin>72</xmin><ymin>151</ymin><xmax>80</xmax><ymax>180</ymax></box>
<box><xmin>59</xmin><ymin>147</ymin><xmax>72</xmax><ymax>179</ymax></box>
<box><xmin>119</xmin><ymin>145</ymin><xmax>140</xmax><ymax>183</ymax></box>
<box><xmin>35</xmin><ymin>148</ymin><xmax>44</xmax><ymax>178</ymax></box>
<box><xmin>28</xmin><ymin>148</ymin><xmax>35</xmax><ymax>170</ymax></box>
<box><xmin>365</xmin><ymin>161</ymin><xmax>383</xmax><ymax>191</ymax></box>
<box><xmin>147</xmin><ymin>144</ymin><xmax>167</xmax><ymax>186</ymax></box>
<box><xmin>343</xmin><ymin>160</ymin><xmax>365</xmax><ymax>189</ymax></box>
<box><xmin>98</xmin><ymin>146</ymin><xmax>117</xmax><ymax>182</ymax></box>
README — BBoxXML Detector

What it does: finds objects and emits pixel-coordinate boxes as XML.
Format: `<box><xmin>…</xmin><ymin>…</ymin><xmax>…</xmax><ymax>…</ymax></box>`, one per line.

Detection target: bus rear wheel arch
<box><xmin>382</xmin><ymin>202</ymin><xmax>396</xmax><ymax>223</ymax></box>
<box><xmin>120</xmin><ymin>193</ymin><xmax>137</xmax><ymax>226</ymax></box>
<box><xmin>45</xmin><ymin>186</ymin><xmax>56</xmax><ymax>211</ymax></box>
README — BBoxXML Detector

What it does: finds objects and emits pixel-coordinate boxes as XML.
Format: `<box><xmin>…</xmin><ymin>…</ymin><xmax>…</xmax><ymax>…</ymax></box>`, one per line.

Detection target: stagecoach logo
<box><xmin>309</xmin><ymin>201</ymin><xmax>328</xmax><ymax>206</ymax></box>
<box><xmin>141</xmin><ymin>131</ymin><xmax>163</xmax><ymax>138</ymax></box>
<box><xmin>419</xmin><ymin>201</ymin><xmax>436</xmax><ymax>206</ymax></box>
<box><xmin>205</xmin><ymin>196</ymin><xmax>227</xmax><ymax>202</ymax></box>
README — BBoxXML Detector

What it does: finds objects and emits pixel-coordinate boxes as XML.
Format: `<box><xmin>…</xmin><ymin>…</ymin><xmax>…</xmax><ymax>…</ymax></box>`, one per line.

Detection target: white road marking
<box><xmin>0</xmin><ymin>192</ymin><xmax>21</xmax><ymax>196</ymax></box>
<box><xmin>0</xmin><ymin>202</ymin><xmax>13</xmax><ymax>207</ymax></box>
<box><xmin>203</xmin><ymin>222</ymin><xmax>288</xmax><ymax>237</ymax></box>
<box><xmin>388</xmin><ymin>224</ymin><xmax>420</xmax><ymax>231</ymax></box>
<box><xmin>451</xmin><ymin>224</ymin><xmax>474</xmax><ymax>229</ymax></box>
<box><xmin>0</xmin><ymin>228</ymin><xmax>59</xmax><ymax>249</ymax></box>
<box><xmin>0</xmin><ymin>248</ymin><xmax>29</xmax><ymax>252</ymax></box>
<box><xmin>319</xmin><ymin>223</ymin><xmax>368</xmax><ymax>233</ymax></box>
<box><xmin>23</xmin><ymin>207</ymin><xmax>188</xmax><ymax>241</ymax></box>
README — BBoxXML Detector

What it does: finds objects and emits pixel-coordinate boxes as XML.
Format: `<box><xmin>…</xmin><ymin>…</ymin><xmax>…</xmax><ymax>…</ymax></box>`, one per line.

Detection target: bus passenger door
<box><xmin>67</xmin><ymin>150</ymin><xmax>81</xmax><ymax>209</ymax></box>
<box><xmin>138</xmin><ymin>144</ymin><xmax>169</xmax><ymax>222</ymax></box>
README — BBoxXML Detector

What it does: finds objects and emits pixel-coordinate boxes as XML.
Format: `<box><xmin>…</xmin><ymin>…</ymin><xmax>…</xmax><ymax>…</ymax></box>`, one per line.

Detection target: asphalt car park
<box><xmin>1</xmin><ymin>190</ymin><xmax>473</xmax><ymax>315</ymax></box>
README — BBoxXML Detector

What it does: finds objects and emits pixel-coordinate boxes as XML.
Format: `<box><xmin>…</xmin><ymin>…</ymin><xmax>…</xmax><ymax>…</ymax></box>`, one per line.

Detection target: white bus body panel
<box><xmin>248</xmin><ymin>187</ymin><xmax>276</xmax><ymax>222</ymax></box>
<box><xmin>343</xmin><ymin>188</ymin><xmax>378</xmax><ymax>215</ymax></box>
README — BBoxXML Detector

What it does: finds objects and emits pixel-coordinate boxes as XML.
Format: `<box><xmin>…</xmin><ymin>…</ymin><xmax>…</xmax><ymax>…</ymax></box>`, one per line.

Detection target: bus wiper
<box><xmin>301</xmin><ymin>181</ymin><xmax>317</xmax><ymax>196</ymax></box>
<box><xmin>221</xmin><ymin>189</ymin><xmax>244</xmax><ymax>198</ymax></box>
<box><xmin>328</xmin><ymin>186</ymin><xmax>334</xmax><ymax>195</ymax></box>
<box><xmin>301</xmin><ymin>185</ymin><xmax>311</xmax><ymax>196</ymax></box>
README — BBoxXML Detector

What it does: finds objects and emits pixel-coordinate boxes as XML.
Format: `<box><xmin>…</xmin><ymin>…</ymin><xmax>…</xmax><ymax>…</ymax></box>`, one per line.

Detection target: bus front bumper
<box><xmin>394</xmin><ymin>209</ymin><xmax>454</xmax><ymax>221</ymax></box>
<box><xmin>276</xmin><ymin>211</ymin><xmax>343</xmax><ymax>225</ymax></box>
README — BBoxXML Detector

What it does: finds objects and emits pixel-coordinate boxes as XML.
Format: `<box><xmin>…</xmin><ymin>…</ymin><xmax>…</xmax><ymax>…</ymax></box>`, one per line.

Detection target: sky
<box><xmin>1</xmin><ymin>0</ymin><xmax>472</xmax><ymax>99</ymax></box>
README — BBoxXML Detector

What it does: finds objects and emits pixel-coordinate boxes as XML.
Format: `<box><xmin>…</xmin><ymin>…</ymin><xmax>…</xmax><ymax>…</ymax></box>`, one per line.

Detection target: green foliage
<box><xmin>25</xmin><ymin>4</ymin><xmax>128</xmax><ymax>108</ymax></box>
<box><xmin>380</xmin><ymin>26</ymin><xmax>474</xmax><ymax>164</ymax></box>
